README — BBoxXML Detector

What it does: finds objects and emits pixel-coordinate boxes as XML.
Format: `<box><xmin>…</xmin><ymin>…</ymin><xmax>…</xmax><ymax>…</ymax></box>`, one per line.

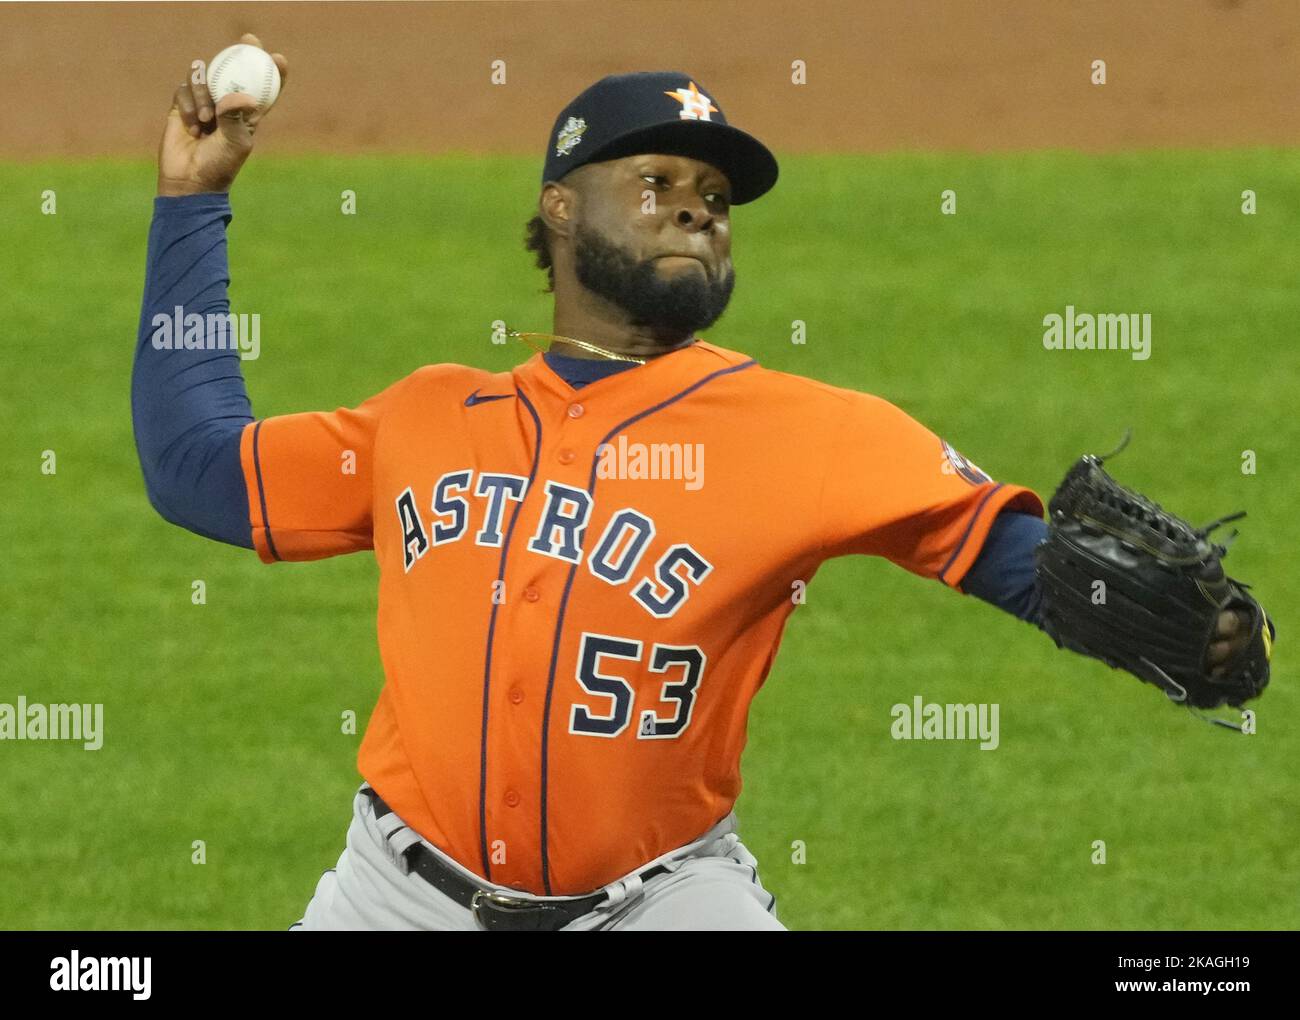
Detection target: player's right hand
<box><xmin>157</xmin><ymin>33</ymin><xmax>288</xmax><ymax>197</ymax></box>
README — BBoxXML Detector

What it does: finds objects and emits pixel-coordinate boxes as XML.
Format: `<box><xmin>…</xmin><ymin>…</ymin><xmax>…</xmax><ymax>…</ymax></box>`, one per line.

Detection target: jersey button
<box><xmin>504</xmin><ymin>789</ymin><xmax>520</xmax><ymax>808</ymax></box>
<box><xmin>523</xmin><ymin>586</ymin><xmax>540</xmax><ymax>603</ymax></box>
<box><xmin>508</xmin><ymin>687</ymin><xmax>524</xmax><ymax>705</ymax></box>
<box><xmin>567</xmin><ymin>403</ymin><xmax>585</xmax><ymax>419</ymax></box>
<box><xmin>557</xmin><ymin>448</ymin><xmax>576</xmax><ymax>465</ymax></box>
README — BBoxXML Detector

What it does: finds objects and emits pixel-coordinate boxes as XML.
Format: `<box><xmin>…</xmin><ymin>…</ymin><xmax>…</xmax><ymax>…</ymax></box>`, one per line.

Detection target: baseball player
<box><xmin>134</xmin><ymin>36</ymin><xmax>1273</xmax><ymax>930</ymax></box>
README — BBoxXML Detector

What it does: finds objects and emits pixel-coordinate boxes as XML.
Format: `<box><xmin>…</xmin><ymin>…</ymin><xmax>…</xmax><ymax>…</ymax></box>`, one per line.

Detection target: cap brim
<box><xmin>580</xmin><ymin>120</ymin><xmax>778</xmax><ymax>204</ymax></box>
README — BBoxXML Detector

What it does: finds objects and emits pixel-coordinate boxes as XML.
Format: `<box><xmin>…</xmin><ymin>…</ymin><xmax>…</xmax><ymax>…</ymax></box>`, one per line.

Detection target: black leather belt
<box><xmin>363</xmin><ymin>787</ymin><xmax>669</xmax><ymax>931</ymax></box>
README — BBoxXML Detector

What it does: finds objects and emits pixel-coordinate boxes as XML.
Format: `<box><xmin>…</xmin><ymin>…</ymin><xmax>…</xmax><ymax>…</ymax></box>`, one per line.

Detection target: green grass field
<box><xmin>1</xmin><ymin>151</ymin><xmax>1296</xmax><ymax>930</ymax></box>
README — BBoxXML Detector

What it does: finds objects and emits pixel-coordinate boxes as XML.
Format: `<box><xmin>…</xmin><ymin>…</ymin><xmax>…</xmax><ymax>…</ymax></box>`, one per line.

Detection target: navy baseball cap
<box><xmin>542</xmin><ymin>71</ymin><xmax>779</xmax><ymax>204</ymax></box>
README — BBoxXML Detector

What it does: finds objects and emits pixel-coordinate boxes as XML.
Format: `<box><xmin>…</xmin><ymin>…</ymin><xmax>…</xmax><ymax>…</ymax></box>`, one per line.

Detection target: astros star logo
<box><xmin>663</xmin><ymin>81</ymin><xmax>719</xmax><ymax>121</ymax></box>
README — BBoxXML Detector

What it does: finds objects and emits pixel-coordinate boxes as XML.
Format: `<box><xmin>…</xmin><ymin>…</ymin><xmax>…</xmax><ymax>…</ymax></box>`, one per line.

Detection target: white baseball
<box><xmin>206</xmin><ymin>44</ymin><xmax>281</xmax><ymax>112</ymax></box>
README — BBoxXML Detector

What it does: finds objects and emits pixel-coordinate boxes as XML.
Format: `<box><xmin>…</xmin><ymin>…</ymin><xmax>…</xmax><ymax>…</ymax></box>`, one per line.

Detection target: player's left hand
<box><xmin>1207</xmin><ymin>608</ymin><xmax>1251</xmax><ymax>677</ymax></box>
<box><xmin>1035</xmin><ymin>446</ymin><xmax>1272</xmax><ymax>711</ymax></box>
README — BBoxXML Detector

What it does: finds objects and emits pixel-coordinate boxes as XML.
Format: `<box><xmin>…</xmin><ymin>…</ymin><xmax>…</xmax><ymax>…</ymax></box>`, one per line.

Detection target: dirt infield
<box><xmin>2</xmin><ymin>0</ymin><xmax>1298</xmax><ymax>159</ymax></box>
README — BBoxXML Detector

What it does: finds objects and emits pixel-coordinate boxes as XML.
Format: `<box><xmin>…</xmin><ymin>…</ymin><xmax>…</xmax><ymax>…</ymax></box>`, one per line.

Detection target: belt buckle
<box><xmin>471</xmin><ymin>889</ymin><xmax>546</xmax><ymax>931</ymax></box>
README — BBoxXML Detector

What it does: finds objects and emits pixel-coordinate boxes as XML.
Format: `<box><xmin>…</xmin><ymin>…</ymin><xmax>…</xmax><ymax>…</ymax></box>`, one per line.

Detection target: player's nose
<box><xmin>673</xmin><ymin>202</ymin><xmax>715</xmax><ymax>234</ymax></box>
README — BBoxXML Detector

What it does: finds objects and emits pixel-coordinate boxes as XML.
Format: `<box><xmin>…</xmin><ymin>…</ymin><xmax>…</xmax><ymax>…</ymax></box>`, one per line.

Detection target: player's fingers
<box><xmin>240</xmin><ymin>99</ymin><xmax>271</xmax><ymax>131</ymax></box>
<box><xmin>227</xmin><ymin>35</ymin><xmax>286</xmax><ymax>127</ymax></box>
<box><xmin>215</xmin><ymin>92</ymin><xmax>258</xmax><ymax>115</ymax></box>
<box><xmin>1215</xmin><ymin>611</ymin><xmax>1241</xmax><ymax>638</ymax></box>
<box><xmin>191</xmin><ymin>67</ymin><xmax>216</xmax><ymax>128</ymax></box>
<box><xmin>172</xmin><ymin>83</ymin><xmax>201</xmax><ymax>138</ymax></box>
<box><xmin>1207</xmin><ymin>639</ymin><xmax>1231</xmax><ymax>665</ymax></box>
<box><xmin>235</xmin><ymin>52</ymin><xmax>286</xmax><ymax>130</ymax></box>
<box><xmin>214</xmin><ymin>93</ymin><xmax>259</xmax><ymax>144</ymax></box>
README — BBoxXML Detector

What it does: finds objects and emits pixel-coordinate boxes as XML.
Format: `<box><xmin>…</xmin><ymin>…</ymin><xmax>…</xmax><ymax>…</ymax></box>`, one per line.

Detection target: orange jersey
<box><xmin>238</xmin><ymin>340</ymin><xmax>1043</xmax><ymax>895</ymax></box>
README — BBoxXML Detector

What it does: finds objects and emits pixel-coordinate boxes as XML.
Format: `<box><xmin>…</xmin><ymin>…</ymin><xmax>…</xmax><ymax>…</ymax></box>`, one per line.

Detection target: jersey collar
<box><xmin>514</xmin><ymin>339</ymin><xmax>756</xmax><ymax>411</ymax></box>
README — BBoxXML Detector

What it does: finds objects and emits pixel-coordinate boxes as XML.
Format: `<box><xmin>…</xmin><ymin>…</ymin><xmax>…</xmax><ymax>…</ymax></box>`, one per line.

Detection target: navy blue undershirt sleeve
<box><xmin>132</xmin><ymin>193</ymin><xmax>255</xmax><ymax>548</ymax></box>
<box><xmin>961</xmin><ymin>510</ymin><xmax>1048</xmax><ymax>627</ymax></box>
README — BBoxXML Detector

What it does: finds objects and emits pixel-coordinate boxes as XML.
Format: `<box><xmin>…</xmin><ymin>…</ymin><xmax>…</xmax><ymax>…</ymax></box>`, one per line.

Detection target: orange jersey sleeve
<box><xmin>237</xmin><ymin>374</ymin><xmax>415</xmax><ymax>563</ymax></box>
<box><xmin>815</xmin><ymin>390</ymin><xmax>1044</xmax><ymax>587</ymax></box>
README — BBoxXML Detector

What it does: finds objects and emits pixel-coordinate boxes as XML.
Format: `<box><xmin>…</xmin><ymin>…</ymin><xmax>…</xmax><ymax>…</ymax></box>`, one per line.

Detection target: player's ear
<box><xmin>538</xmin><ymin>181</ymin><xmax>577</xmax><ymax>240</ymax></box>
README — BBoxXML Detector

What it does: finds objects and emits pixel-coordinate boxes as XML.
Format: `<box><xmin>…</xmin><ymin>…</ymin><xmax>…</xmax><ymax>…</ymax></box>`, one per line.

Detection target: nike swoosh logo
<box><xmin>464</xmin><ymin>389</ymin><xmax>514</xmax><ymax>407</ymax></box>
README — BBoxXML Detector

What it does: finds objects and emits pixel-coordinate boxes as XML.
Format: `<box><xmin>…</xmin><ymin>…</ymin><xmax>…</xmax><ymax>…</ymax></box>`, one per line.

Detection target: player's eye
<box><xmin>641</xmin><ymin>174</ymin><xmax>667</xmax><ymax>187</ymax></box>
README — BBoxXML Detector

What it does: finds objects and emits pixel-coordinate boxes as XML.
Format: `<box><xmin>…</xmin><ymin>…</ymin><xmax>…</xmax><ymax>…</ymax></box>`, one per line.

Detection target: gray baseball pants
<box><xmin>291</xmin><ymin>784</ymin><xmax>784</xmax><ymax>931</ymax></box>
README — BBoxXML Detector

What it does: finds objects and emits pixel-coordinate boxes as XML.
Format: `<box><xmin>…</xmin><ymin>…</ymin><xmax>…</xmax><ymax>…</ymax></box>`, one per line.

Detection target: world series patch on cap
<box><xmin>542</xmin><ymin>71</ymin><xmax>779</xmax><ymax>204</ymax></box>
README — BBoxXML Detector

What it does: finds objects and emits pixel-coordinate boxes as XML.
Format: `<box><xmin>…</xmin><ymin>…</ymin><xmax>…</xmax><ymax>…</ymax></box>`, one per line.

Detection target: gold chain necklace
<box><xmin>507</xmin><ymin>329</ymin><xmax>648</xmax><ymax>365</ymax></box>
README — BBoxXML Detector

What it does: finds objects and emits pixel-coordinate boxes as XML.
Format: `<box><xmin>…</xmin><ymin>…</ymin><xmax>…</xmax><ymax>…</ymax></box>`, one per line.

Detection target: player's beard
<box><xmin>572</xmin><ymin>222</ymin><xmax>735</xmax><ymax>340</ymax></box>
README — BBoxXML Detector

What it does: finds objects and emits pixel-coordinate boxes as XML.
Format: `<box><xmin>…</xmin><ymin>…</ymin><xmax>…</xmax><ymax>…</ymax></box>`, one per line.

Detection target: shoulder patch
<box><xmin>941</xmin><ymin>439</ymin><xmax>992</xmax><ymax>486</ymax></box>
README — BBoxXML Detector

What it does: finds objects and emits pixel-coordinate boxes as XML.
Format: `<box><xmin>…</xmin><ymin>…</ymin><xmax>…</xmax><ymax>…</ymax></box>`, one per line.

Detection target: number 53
<box><xmin>569</xmin><ymin>632</ymin><xmax>705</xmax><ymax>740</ymax></box>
